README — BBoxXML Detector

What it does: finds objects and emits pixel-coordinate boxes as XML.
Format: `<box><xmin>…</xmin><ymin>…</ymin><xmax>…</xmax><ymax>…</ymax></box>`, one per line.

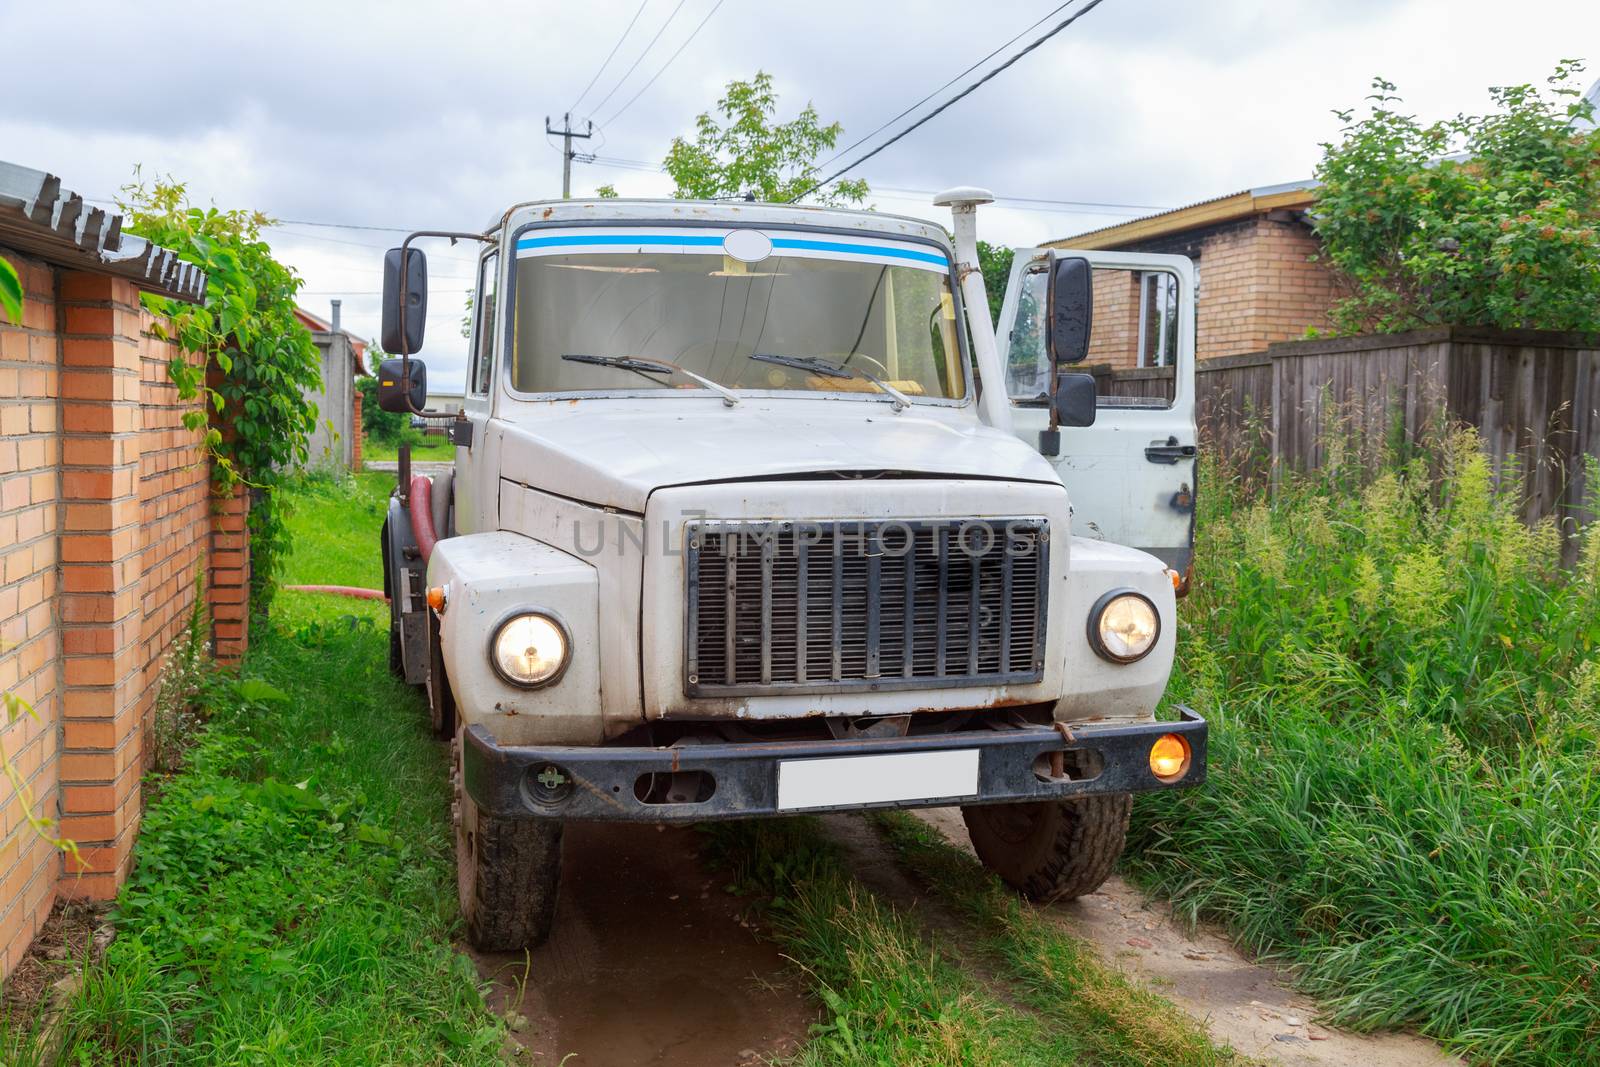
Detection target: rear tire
<box><xmin>961</xmin><ymin>793</ymin><xmax>1131</xmax><ymax>902</ymax></box>
<box><xmin>453</xmin><ymin>731</ymin><xmax>563</xmax><ymax>951</ymax></box>
<box><xmin>426</xmin><ymin>610</ymin><xmax>456</xmax><ymax>739</ymax></box>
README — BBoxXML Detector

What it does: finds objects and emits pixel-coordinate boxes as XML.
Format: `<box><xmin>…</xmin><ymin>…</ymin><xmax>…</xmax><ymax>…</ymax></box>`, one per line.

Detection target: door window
<box><xmin>468</xmin><ymin>251</ymin><xmax>499</xmax><ymax>396</ymax></box>
<box><xmin>1004</xmin><ymin>259</ymin><xmax>1178</xmax><ymax>411</ymax></box>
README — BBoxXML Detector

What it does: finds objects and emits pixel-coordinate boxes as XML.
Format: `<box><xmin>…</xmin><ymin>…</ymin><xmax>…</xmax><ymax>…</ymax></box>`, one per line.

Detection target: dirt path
<box><xmin>914</xmin><ymin>807</ymin><xmax>1460</xmax><ymax>1067</ymax></box>
<box><xmin>473</xmin><ymin>823</ymin><xmax>814</xmax><ymax>1067</ymax></box>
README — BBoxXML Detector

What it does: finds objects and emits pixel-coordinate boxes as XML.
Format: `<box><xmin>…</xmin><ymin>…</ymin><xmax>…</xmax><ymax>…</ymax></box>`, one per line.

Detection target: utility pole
<box><xmin>545</xmin><ymin>113</ymin><xmax>594</xmax><ymax>199</ymax></box>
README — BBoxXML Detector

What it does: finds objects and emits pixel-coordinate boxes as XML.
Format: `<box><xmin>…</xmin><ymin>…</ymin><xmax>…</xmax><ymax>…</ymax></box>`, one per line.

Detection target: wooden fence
<box><xmin>1092</xmin><ymin>327</ymin><xmax>1600</xmax><ymax>530</ymax></box>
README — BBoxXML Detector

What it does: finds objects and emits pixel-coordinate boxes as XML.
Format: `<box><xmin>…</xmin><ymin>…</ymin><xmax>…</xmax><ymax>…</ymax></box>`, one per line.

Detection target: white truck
<box><xmin>375</xmin><ymin>190</ymin><xmax>1204</xmax><ymax>951</ymax></box>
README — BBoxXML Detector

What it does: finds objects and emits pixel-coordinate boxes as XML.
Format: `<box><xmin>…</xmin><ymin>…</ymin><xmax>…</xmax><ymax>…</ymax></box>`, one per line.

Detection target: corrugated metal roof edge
<box><xmin>1045</xmin><ymin>178</ymin><xmax>1320</xmax><ymax>250</ymax></box>
<box><xmin>0</xmin><ymin>160</ymin><xmax>207</xmax><ymax>304</ymax></box>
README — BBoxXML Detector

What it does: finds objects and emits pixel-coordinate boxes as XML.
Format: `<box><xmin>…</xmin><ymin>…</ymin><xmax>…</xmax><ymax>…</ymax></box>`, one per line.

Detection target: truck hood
<box><xmin>495</xmin><ymin>398</ymin><xmax>1061</xmax><ymax>514</ymax></box>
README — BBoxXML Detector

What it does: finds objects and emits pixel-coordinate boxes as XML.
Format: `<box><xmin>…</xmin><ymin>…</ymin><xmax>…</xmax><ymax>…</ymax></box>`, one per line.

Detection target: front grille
<box><xmin>685</xmin><ymin>518</ymin><xmax>1048</xmax><ymax>696</ymax></box>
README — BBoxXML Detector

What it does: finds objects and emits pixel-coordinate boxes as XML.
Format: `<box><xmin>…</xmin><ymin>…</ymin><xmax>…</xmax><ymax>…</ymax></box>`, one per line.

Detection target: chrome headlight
<box><xmin>1088</xmin><ymin>589</ymin><xmax>1160</xmax><ymax>663</ymax></box>
<box><xmin>489</xmin><ymin>612</ymin><xmax>571</xmax><ymax>688</ymax></box>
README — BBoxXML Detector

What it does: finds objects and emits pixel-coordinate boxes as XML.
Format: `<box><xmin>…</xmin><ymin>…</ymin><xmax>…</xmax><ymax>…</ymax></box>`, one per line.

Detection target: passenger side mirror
<box><xmin>377</xmin><ymin>357</ymin><xmax>427</xmax><ymax>414</ymax></box>
<box><xmin>382</xmin><ymin>247</ymin><xmax>428</xmax><ymax>355</ymax></box>
<box><xmin>1052</xmin><ymin>371</ymin><xmax>1096</xmax><ymax>428</ymax></box>
<box><xmin>1046</xmin><ymin>255</ymin><xmax>1092</xmax><ymax>365</ymax></box>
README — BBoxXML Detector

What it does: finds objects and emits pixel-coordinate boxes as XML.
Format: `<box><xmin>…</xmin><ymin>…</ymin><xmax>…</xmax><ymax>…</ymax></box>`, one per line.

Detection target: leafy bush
<box><xmin>1315</xmin><ymin>61</ymin><xmax>1600</xmax><ymax>335</ymax></box>
<box><xmin>1126</xmin><ymin>430</ymin><xmax>1600</xmax><ymax>1064</ymax></box>
<box><xmin>120</xmin><ymin>174</ymin><xmax>323</xmax><ymax>619</ymax></box>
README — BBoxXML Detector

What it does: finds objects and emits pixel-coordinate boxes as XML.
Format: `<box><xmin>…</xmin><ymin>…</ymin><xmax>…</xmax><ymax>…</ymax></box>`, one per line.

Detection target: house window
<box><xmin>469</xmin><ymin>251</ymin><xmax>499</xmax><ymax>396</ymax></box>
<box><xmin>1137</xmin><ymin>270</ymin><xmax>1178</xmax><ymax>368</ymax></box>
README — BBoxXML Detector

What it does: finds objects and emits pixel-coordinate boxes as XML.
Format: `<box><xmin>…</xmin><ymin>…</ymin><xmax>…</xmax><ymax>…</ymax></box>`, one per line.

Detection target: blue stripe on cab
<box><xmin>515</xmin><ymin>232</ymin><xmax>950</xmax><ymax>268</ymax></box>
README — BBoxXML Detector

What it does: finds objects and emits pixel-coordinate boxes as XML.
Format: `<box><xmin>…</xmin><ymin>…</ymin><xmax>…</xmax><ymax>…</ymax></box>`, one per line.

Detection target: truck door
<box><xmin>454</xmin><ymin>247</ymin><xmax>500</xmax><ymax>534</ymax></box>
<box><xmin>997</xmin><ymin>249</ymin><xmax>1197</xmax><ymax>578</ymax></box>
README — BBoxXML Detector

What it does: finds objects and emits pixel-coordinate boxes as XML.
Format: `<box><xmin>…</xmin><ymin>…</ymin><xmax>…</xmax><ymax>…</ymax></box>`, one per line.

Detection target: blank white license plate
<box><xmin>776</xmin><ymin>749</ymin><xmax>980</xmax><ymax>811</ymax></box>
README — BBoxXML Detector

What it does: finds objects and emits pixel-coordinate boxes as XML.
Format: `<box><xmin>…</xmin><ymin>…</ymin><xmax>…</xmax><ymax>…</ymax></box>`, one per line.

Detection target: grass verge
<box><xmin>16</xmin><ymin>474</ymin><xmax>502</xmax><ymax>1064</ymax></box>
<box><xmin>1125</xmin><ymin>431</ymin><xmax>1600</xmax><ymax>1066</ymax></box>
<box><xmin>707</xmin><ymin>817</ymin><xmax>1236</xmax><ymax>1066</ymax></box>
<box><xmin>362</xmin><ymin>436</ymin><xmax>454</xmax><ymax>464</ymax></box>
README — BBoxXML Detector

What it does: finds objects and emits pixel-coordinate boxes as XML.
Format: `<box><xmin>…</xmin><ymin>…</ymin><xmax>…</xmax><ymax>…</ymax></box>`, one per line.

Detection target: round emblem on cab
<box><xmin>723</xmin><ymin>229</ymin><xmax>773</xmax><ymax>263</ymax></box>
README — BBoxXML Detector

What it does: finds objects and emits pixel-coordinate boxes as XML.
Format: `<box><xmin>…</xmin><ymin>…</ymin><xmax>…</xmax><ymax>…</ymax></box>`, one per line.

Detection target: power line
<box><xmin>790</xmin><ymin>0</ymin><xmax>1111</xmax><ymax>202</ymax></box>
<box><xmin>599</xmin><ymin>0</ymin><xmax>728</xmax><ymax>127</ymax></box>
<box><xmin>575</xmin><ymin>154</ymin><xmax>1166</xmax><ymax>215</ymax></box>
<box><xmin>813</xmin><ymin>0</ymin><xmax>1075</xmax><ymax>177</ymax></box>
<box><xmin>585</xmin><ymin>0</ymin><xmax>690</xmax><ymax>119</ymax></box>
<box><xmin>570</xmin><ymin>0</ymin><xmax>651</xmax><ymax>114</ymax></box>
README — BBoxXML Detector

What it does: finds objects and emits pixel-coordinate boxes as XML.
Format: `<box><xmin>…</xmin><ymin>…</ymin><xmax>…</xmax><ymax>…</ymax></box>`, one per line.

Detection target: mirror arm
<box><xmin>396</xmin><ymin>229</ymin><xmax>495</xmax><ymax>417</ymax></box>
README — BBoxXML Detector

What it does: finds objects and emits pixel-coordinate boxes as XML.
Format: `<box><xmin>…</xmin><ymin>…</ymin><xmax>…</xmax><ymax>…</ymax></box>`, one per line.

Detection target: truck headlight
<box><xmin>490</xmin><ymin>612</ymin><xmax>571</xmax><ymax>688</ymax></box>
<box><xmin>1088</xmin><ymin>589</ymin><xmax>1160</xmax><ymax>663</ymax></box>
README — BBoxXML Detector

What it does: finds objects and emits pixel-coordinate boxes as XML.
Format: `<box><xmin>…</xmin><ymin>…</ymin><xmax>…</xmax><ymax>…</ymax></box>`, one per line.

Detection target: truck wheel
<box><xmin>452</xmin><ymin>732</ymin><xmax>562</xmax><ymax>951</ymax></box>
<box><xmin>961</xmin><ymin>794</ymin><xmax>1131</xmax><ymax>902</ymax></box>
<box><xmin>426</xmin><ymin>610</ymin><xmax>456</xmax><ymax>739</ymax></box>
<box><xmin>381</xmin><ymin>518</ymin><xmax>404</xmax><ymax>678</ymax></box>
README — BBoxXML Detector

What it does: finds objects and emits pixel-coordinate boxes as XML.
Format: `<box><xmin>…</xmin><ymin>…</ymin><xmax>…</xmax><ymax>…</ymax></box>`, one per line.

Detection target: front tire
<box><xmin>453</xmin><ymin>731</ymin><xmax>563</xmax><ymax>951</ymax></box>
<box><xmin>961</xmin><ymin>793</ymin><xmax>1131</xmax><ymax>902</ymax></box>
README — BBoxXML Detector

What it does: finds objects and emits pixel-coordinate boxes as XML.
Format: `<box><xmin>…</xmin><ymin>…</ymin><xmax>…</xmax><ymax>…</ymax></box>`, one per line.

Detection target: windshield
<box><xmin>508</xmin><ymin>227</ymin><xmax>966</xmax><ymax>401</ymax></box>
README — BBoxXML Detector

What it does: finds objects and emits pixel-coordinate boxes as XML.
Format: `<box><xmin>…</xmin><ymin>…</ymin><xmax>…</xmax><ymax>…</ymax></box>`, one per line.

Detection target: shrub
<box><xmin>1126</xmin><ymin>430</ymin><xmax>1600</xmax><ymax>1064</ymax></box>
<box><xmin>1315</xmin><ymin>61</ymin><xmax>1600</xmax><ymax>335</ymax></box>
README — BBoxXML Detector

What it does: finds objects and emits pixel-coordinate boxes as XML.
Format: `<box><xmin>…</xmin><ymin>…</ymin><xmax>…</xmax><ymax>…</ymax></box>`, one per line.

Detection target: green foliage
<box><xmin>663</xmin><ymin>72</ymin><xmax>869</xmax><ymax>205</ymax></box>
<box><xmin>0</xmin><ymin>254</ymin><xmax>21</xmax><ymax>325</ymax></box>
<box><xmin>1126</xmin><ymin>428</ymin><xmax>1600</xmax><ymax>1065</ymax></box>
<box><xmin>31</xmin><ymin>479</ymin><xmax>501</xmax><ymax>1064</ymax></box>
<box><xmin>119</xmin><ymin>174</ymin><xmax>323</xmax><ymax>620</ymax></box>
<box><xmin>975</xmin><ymin>241</ymin><xmax>1013</xmax><ymax>327</ymax></box>
<box><xmin>595</xmin><ymin>182</ymin><xmax>619</xmax><ymax>199</ymax></box>
<box><xmin>1315</xmin><ymin>61</ymin><xmax>1600</xmax><ymax>334</ymax></box>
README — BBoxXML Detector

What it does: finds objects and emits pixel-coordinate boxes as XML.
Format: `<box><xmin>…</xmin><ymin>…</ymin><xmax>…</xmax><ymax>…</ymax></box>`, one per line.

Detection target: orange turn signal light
<box><xmin>426</xmin><ymin>585</ymin><xmax>447</xmax><ymax>612</ymax></box>
<box><xmin>1149</xmin><ymin>733</ymin><xmax>1191</xmax><ymax>782</ymax></box>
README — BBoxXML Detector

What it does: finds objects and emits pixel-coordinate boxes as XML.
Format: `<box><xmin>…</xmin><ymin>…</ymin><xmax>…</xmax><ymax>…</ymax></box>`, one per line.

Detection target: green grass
<box><xmin>706</xmin><ymin>818</ymin><xmax>1235</xmax><ymax>1066</ymax></box>
<box><xmin>1124</xmin><ymin>431</ymin><xmax>1600</xmax><ymax>1066</ymax></box>
<box><xmin>23</xmin><ymin>476</ymin><xmax>502</xmax><ymax>1065</ymax></box>
<box><xmin>362</xmin><ymin>436</ymin><xmax>454</xmax><ymax>463</ymax></box>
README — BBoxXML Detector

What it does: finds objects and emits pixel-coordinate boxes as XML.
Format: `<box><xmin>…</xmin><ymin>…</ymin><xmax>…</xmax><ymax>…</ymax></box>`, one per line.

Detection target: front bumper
<box><xmin>462</xmin><ymin>706</ymin><xmax>1206</xmax><ymax>822</ymax></box>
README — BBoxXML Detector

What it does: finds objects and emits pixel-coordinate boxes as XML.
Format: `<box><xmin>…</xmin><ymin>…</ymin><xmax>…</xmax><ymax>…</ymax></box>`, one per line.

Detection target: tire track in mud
<box><xmin>472</xmin><ymin>823</ymin><xmax>813</xmax><ymax>1067</ymax></box>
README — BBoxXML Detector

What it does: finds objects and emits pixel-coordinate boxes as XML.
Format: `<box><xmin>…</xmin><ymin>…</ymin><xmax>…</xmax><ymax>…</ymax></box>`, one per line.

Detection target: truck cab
<box><xmin>376</xmin><ymin>192</ymin><xmax>1205</xmax><ymax>950</ymax></box>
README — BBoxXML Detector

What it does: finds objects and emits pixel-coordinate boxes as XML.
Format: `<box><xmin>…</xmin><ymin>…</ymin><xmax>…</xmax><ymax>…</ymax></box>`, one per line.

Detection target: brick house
<box><xmin>1045</xmin><ymin>180</ymin><xmax>1339</xmax><ymax>366</ymax></box>
<box><xmin>0</xmin><ymin>160</ymin><xmax>246</xmax><ymax>975</ymax></box>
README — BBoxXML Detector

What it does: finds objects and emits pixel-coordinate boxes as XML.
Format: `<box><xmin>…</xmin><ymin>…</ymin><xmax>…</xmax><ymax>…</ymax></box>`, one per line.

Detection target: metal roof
<box><xmin>0</xmin><ymin>160</ymin><xmax>206</xmax><ymax>303</ymax></box>
<box><xmin>1046</xmin><ymin>179</ymin><xmax>1320</xmax><ymax>251</ymax></box>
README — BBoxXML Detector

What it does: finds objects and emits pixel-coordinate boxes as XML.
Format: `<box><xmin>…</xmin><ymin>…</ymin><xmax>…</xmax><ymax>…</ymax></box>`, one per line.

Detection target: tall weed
<box><xmin>1127</xmin><ymin>428</ymin><xmax>1600</xmax><ymax>1065</ymax></box>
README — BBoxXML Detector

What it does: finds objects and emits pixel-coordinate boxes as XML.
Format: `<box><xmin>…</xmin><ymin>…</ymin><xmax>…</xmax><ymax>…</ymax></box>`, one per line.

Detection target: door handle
<box><xmin>1145</xmin><ymin>437</ymin><xmax>1196</xmax><ymax>464</ymax></box>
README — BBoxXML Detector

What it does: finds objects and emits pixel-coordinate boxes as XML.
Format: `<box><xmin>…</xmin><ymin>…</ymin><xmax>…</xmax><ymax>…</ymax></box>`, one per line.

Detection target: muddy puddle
<box><xmin>472</xmin><ymin>823</ymin><xmax>814</xmax><ymax>1066</ymax></box>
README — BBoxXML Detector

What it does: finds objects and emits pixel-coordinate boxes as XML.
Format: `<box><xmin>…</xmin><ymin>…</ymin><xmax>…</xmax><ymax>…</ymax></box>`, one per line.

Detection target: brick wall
<box><xmin>1081</xmin><ymin>217</ymin><xmax>1340</xmax><ymax>364</ymax></box>
<box><xmin>0</xmin><ymin>245</ymin><xmax>245</xmax><ymax>972</ymax></box>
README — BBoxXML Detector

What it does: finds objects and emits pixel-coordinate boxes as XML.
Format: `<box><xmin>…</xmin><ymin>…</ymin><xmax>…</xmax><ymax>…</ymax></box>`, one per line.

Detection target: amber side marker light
<box><xmin>426</xmin><ymin>586</ymin><xmax>447</xmax><ymax>612</ymax></box>
<box><xmin>1149</xmin><ymin>733</ymin><xmax>1191</xmax><ymax>782</ymax></box>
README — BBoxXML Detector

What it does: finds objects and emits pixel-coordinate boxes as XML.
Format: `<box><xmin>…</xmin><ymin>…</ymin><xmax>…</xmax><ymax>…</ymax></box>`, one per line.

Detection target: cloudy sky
<box><xmin>4</xmin><ymin>0</ymin><xmax>1596</xmax><ymax>388</ymax></box>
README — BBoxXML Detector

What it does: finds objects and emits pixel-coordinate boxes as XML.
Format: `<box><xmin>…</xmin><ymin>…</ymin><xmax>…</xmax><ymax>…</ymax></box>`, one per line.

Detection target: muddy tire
<box><xmin>426</xmin><ymin>610</ymin><xmax>456</xmax><ymax>739</ymax></box>
<box><xmin>453</xmin><ymin>732</ymin><xmax>562</xmax><ymax>951</ymax></box>
<box><xmin>961</xmin><ymin>793</ymin><xmax>1131</xmax><ymax>902</ymax></box>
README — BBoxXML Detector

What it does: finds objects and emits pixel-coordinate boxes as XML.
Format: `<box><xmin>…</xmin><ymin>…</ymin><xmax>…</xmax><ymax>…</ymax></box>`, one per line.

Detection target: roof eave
<box><xmin>1046</xmin><ymin>179</ymin><xmax>1320</xmax><ymax>250</ymax></box>
<box><xmin>0</xmin><ymin>160</ymin><xmax>207</xmax><ymax>304</ymax></box>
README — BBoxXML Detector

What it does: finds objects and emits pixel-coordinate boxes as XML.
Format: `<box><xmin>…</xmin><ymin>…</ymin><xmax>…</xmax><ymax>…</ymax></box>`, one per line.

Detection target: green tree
<box><xmin>120</xmin><ymin>174</ymin><xmax>322</xmax><ymax>618</ymax></box>
<box><xmin>1315</xmin><ymin>61</ymin><xmax>1600</xmax><ymax>335</ymax></box>
<box><xmin>976</xmin><ymin>241</ymin><xmax>1013</xmax><ymax>327</ymax></box>
<box><xmin>663</xmin><ymin>72</ymin><xmax>869</xmax><ymax>205</ymax></box>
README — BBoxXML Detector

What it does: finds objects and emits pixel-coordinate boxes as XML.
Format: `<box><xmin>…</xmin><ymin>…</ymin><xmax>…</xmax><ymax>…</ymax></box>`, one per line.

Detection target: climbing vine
<box><xmin>119</xmin><ymin>175</ymin><xmax>322</xmax><ymax>618</ymax></box>
<box><xmin>0</xmin><ymin>255</ymin><xmax>21</xmax><ymax>324</ymax></box>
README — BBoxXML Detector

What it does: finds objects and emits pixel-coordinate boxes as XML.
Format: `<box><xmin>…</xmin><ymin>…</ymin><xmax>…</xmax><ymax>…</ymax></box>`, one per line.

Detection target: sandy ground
<box><xmin>915</xmin><ymin>806</ymin><xmax>1460</xmax><ymax>1067</ymax></box>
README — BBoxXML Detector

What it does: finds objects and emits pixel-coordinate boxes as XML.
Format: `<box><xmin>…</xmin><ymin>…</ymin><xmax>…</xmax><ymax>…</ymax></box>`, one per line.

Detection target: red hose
<box><xmin>408</xmin><ymin>474</ymin><xmax>438</xmax><ymax>563</ymax></box>
<box><xmin>285</xmin><ymin>584</ymin><xmax>387</xmax><ymax>601</ymax></box>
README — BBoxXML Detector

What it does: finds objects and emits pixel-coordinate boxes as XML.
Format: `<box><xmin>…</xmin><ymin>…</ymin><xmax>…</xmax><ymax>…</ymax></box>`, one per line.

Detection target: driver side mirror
<box><xmin>377</xmin><ymin>357</ymin><xmax>427</xmax><ymax>414</ymax></box>
<box><xmin>382</xmin><ymin>247</ymin><xmax>428</xmax><ymax>355</ymax></box>
<box><xmin>1046</xmin><ymin>255</ymin><xmax>1093</xmax><ymax>365</ymax></box>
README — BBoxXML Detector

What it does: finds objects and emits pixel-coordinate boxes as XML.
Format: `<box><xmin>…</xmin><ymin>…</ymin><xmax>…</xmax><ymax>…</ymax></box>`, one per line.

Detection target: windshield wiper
<box><xmin>750</xmin><ymin>353</ymin><xmax>911</xmax><ymax>412</ymax></box>
<box><xmin>561</xmin><ymin>353</ymin><xmax>741</xmax><ymax>407</ymax></box>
